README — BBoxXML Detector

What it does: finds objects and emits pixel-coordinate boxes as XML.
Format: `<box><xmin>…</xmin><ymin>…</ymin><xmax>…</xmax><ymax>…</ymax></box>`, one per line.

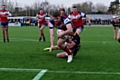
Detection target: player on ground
<box><xmin>45</xmin><ymin>29</ymin><xmax>81</xmax><ymax>58</ymax></box>
<box><xmin>36</xmin><ymin>8</ymin><xmax>47</xmax><ymax>42</ymax></box>
<box><xmin>111</xmin><ymin>15</ymin><xmax>120</xmax><ymax>43</ymax></box>
<box><xmin>68</xmin><ymin>6</ymin><xmax>91</xmax><ymax>35</ymax></box>
<box><xmin>48</xmin><ymin>11</ymin><xmax>73</xmax><ymax>63</ymax></box>
<box><xmin>0</xmin><ymin>5</ymin><xmax>12</xmax><ymax>42</ymax></box>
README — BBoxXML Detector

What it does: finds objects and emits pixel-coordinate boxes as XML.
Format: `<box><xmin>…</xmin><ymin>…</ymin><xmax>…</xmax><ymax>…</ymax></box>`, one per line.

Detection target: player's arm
<box><xmin>58</xmin><ymin>24</ymin><xmax>73</xmax><ymax>38</ymax></box>
<box><xmin>86</xmin><ymin>15</ymin><xmax>91</xmax><ymax>26</ymax></box>
<box><xmin>48</xmin><ymin>20</ymin><xmax>55</xmax><ymax>52</ymax></box>
<box><xmin>35</xmin><ymin>14</ymin><xmax>42</xmax><ymax>21</ymax></box>
<box><xmin>35</xmin><ymin>15</ymin><xmax>39</xmax><ymax>21</ymax></box>
<box><xmin>58</xmin><ymin>19</ymin><xmax>73</xmax><ymax>38</ymax></box>
<box><xmin>6</xmin><ymin>11</ymin><xmax>12</xmax><ymax>17</ymax></box>
<box><xmin>81</xmin><ymin>12</ymin><xmax>91</xmax><ymax>26</ymax></box>
<box><xmin>68</xmin><ymin>14</ymin><xmax>73</xmax><ymax>21</ymax></box>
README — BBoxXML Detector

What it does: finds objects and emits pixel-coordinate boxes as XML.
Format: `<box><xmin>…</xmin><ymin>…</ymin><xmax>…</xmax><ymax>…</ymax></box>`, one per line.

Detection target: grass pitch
<box><xmin>0</xmin><ymin>26</ymin><xmax>120</xmax><ymax>80</ymax></box>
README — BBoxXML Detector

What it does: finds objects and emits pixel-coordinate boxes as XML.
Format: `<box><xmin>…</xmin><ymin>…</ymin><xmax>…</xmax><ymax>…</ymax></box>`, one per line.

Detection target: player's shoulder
<box><xmin>63</xmin><ymin>18</ymin><xmax>71</xmax><ymax>24</ymax></box>
<box><xmin>48</xmin><ymin>19</ymin><xmax>54</xmax><ymax>24</ymax></box>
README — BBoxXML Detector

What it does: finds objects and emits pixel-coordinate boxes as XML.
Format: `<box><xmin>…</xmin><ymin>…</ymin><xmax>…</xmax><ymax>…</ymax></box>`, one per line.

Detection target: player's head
<box><xmin>112</xmin><ymin>15</ymin><xmax>119</xmax><ymax>22</ymax></box>
<box><xmin>60</xmin><ymin>8</ymin><xmax>65</xmax><ymax>14</ymax></box>
<box><xmin>2</xmin><ymin>5</ymin><xmax>6</xmax><ymax>10</ymax></box>
<box><xmin>52</xmin><ymin>11</ymin><xmax>61</xmax><ymax>24</ymax></box>
<box><xmin>72</xmin><ymin>6</ymin><xmax>78</xmax><ymax>14</ymax></box>
<box><xmin>39</xmin><ymin>8</ymin><xmax>44</xmax><ymax>14</ymax></box>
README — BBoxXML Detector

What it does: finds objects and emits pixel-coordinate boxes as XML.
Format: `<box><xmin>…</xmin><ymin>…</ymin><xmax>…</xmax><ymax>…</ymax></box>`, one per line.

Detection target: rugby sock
<box><xmin>3</xmin><ymin>38</ymin><xmax>6</xmax><ymax>43</ymax></box>
<box><xmin>64</xmin><ymin>46</ymin><xmax>72</xmax><ymax>55</ymax></box>
<box><xmin>39</xmin><ymin>37</ymin><xmax>42</xmax><ymax>41</ymax></box>
<box><xmin>7</xmin><ymin>38</ymin><xmax>9</xmax><ymax>42</ymax></box>
<box><xmin>2</xmin><ymin>31</ymin><xmax>6</xmax><ymax>43</ymax></box>
<box><xmin>43</xmin><ymin>37</ymin><xmax>46</xmax><ymax>42</ymax></box>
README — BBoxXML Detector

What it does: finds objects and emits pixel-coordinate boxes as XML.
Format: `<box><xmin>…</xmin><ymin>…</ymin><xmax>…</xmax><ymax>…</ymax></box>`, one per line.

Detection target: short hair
<box><xmin>40</xmin><ymin>8</ymin><xmax>43</xmax><ymax>10</ymax></box>
<box><xmin>72</xmin><ymin>6</ymin><xmax>77</xmax><ymax>8</ymax></box>
<box><xmin>2</xmin><ymin>4</ymin><xmax>6</xmax><ymax>6</ymax></box>
<box><xmin>60</xmin><ymin>8</ymin><xmax>65</xmax><ymax>11</ymax></box>
<box><xmin>52</xmin><ymin>11</ymin><xmax>60</xmax><ymax>17</ymax></box>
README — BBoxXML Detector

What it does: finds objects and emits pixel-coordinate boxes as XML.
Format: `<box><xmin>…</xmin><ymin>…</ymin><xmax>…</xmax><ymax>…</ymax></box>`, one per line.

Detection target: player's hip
<box><xmin>0</xmin><ymin>22</ymin><xmax>8</xmax><ymax>27</ymax></box>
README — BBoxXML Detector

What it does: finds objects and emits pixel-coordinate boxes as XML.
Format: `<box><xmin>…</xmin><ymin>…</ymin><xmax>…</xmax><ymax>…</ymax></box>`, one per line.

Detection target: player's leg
<box><xmin>5</xmin><ymin>27</ymin><xmax>9</xmax><ymax>42</ymax></box>
<box><xmin>41</xmin><ymin>25</ymin><xmax>46</xmax><ymax>42</ymax></box>
<box><xmin>39</xmin><ymin>25</ymin><xmax>42</xmax><ymax>41</ymax></box>
<box><xmin>1</xmin><ymin>23</ymin><xmax>6</xmax><ymax>42</ymax></box>
<box><xmin>76</xmin><ymin>26</ymin><xmax>84</xmax><ymax>35</ymax></box>
<box><xmin>2</xmin><ymin>27</ymin><xmax>6</xmax><ymax>42</ymax></box>
<box><xmin>56</xmin><ymin>52</ymin><xmax>67</xmax><ymax>58</ymax></box>
<box><xmin>117</xmin><ymin>28</ymin><xmax>120</xmax><ymax>43</ymax></box>
<box><xmin>57</xmin><ymin>38</ymin><xmax>73</xmax><ymax>63</ymax></box>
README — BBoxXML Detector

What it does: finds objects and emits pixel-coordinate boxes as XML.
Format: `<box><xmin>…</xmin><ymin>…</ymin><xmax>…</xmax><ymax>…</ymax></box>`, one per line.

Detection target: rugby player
<box><xmin>68</xmin><ymin>6</ymin><xmax>91</xmax><ymax>35</ymax></box>
<box><xmin>47</xmin><ymin>30</ymin><xmax>81</xmax><ymax>58</ymax></box>
<box><xmin>36</xmin><ymin>8</ymin><xmax>47</xmax><ymax>42</ymax></box>
<box><xmin>0</xmin><ymin>5</ymin><xmax>12</xmax><ymax>42</ymax></box>
<box><xmin>60</xmin><ymin>8</ymin><xmax>67</xmax><ymax>19</ymax></box>
<box><xmin>111</xmin><ymin>15</ymin><xmax>120</xmax><ymax>43</ymax></box>
<box><xmin>48</xmin><ymin>11</ymin><xmax>73</xmax><ymax>63</ymax></box>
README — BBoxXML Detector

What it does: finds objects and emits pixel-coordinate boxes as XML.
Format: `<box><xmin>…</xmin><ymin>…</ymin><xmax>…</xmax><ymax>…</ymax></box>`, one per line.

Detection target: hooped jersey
<box><xmin>61</xmin><ymin>14</ymin><xmax>68</xmax><ymax>20</ymax></box>
<box><xmin>36</xmin><ymin>13</ymin><xmax>47</xmax><ymax>25</ymax></box>
<box><xmin>0</xmin><ymin>10</ymin><xmax>11</xmax><ymax>22</ymax></box>
<box><xmin>68</xmin><ymin>11</ymin><xmax>86</xmax><ymax>28</ymax></box>
<box><xmin>48</xmin><ymin>17</ymin><xmax>72</xmax><ymax>31</ymax></box>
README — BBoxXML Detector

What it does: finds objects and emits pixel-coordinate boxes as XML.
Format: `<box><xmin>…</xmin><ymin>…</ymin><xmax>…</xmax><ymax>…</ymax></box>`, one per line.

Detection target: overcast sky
<box><xmin>13</xmin><ymin>0</ymin><xmax>114</xmax><ymax>7</ymax></box>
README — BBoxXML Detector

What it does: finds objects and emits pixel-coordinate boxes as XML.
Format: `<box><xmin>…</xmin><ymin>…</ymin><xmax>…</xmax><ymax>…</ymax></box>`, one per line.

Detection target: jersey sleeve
<box><xmin>7</xmin><ymin>11</ymin><xmax>12</xmax><ymax>16</ymax></box>
<box><xmin>64</xmin><ymin>18</ymin><xmax>71</xmax><ymax>24</ymax></box>
<box><xmin>68</xmin><ymin>14</ymin><xmax>72</xmax><ymax>19</ymax></box>
<box><xmin>48</xmin><ymin>20</ymin><xmax>54</xmax><ymax>29</ymax></box>
<box><xmin>80</xmin><ymin>12</ymin><xmax>86</xmax><ymax>17</ymax></box>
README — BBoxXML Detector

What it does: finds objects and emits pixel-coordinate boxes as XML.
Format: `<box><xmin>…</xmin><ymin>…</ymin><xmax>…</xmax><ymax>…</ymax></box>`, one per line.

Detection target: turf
<box><xmin>0</xmin><ymin>26</ymin><xmax>120</xmax><ymax>80</ymax></box>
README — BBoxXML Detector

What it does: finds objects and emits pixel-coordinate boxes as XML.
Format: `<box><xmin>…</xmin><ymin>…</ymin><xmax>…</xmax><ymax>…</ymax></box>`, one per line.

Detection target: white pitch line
<box><xmin>0</xmin><ymin>68</ymin><xmax>44</xmax><ymax>72</ymax></box>
<box><xmin>0</xmin><ymin>68</ymin><xmax>48</xmax><ymax>80</ymax></box>
<box><xmin>48</xmin><ymin>71</ymin><xmax>120</xmax><ymax>75</ymax></box>
<box><xmin>32</xmin><ymin>70</ymin><xmax>48</xmax><ymax>80</ymax></box>
<box><xmin>0</xmin><ymin>68</ymin><xmax>120</xmax><ymax>75</ymax></box>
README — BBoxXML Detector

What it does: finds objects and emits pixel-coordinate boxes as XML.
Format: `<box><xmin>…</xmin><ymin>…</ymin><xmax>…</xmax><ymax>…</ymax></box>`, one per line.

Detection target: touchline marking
<box><xmin>0</xmin><ymin>68</ymin><xmax>44</xmax><ymax>72</ymax></box>
<box><xmin>0</xmin><ymin>68</ymin><xmax>120</xmax><ymax>75</ymax></box>
<box><xmin>48</xmin><ymin>71</ymin><xmax>120</xmax><ymax>75</ymax></box>
<box><xmin>32</xmin><ymin>70</ymin><xmax>48</xmax><ymax>80</ymax></box>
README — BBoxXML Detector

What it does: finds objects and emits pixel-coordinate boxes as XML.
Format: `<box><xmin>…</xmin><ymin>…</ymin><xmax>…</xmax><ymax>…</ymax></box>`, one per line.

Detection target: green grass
<box><xmin>0</xmin><ymin>26</ymin><xmax>120</xmax><ymax>80</ymax></box>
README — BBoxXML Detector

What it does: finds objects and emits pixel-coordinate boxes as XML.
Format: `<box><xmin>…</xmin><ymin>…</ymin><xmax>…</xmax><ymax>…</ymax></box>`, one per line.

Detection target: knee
<box><xmin>40</xmin><ymin>29</ymin><xmax>43</xmax><ymax>32</ymax></box>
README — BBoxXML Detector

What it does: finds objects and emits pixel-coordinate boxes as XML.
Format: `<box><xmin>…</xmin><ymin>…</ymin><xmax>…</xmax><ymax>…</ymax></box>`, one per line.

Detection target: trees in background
<box><xmin>108</xmin><ymin>0</ymin><xmax>120</xmax><ymax>14</ymax></box>
<box><xmin>1</xmin><ymin>0</ymin><xmax>119</xmax><ymax>16</ymax></box>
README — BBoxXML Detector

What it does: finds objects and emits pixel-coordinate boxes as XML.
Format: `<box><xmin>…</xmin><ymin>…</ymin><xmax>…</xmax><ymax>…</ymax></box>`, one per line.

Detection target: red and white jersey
<box><xmin>0</xmin><ymin>9</ymin><xmax>11</xmax><ymax>22</ymax></box>
<box><xmin>68</xmin><ymin>11</ymin><xmax>86</xmax><ymax>28</ymax></box>
<box><xmin>36</xmin><ymin>13</ymin><xmax>47</xmax><ymax>25</ymax></box>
